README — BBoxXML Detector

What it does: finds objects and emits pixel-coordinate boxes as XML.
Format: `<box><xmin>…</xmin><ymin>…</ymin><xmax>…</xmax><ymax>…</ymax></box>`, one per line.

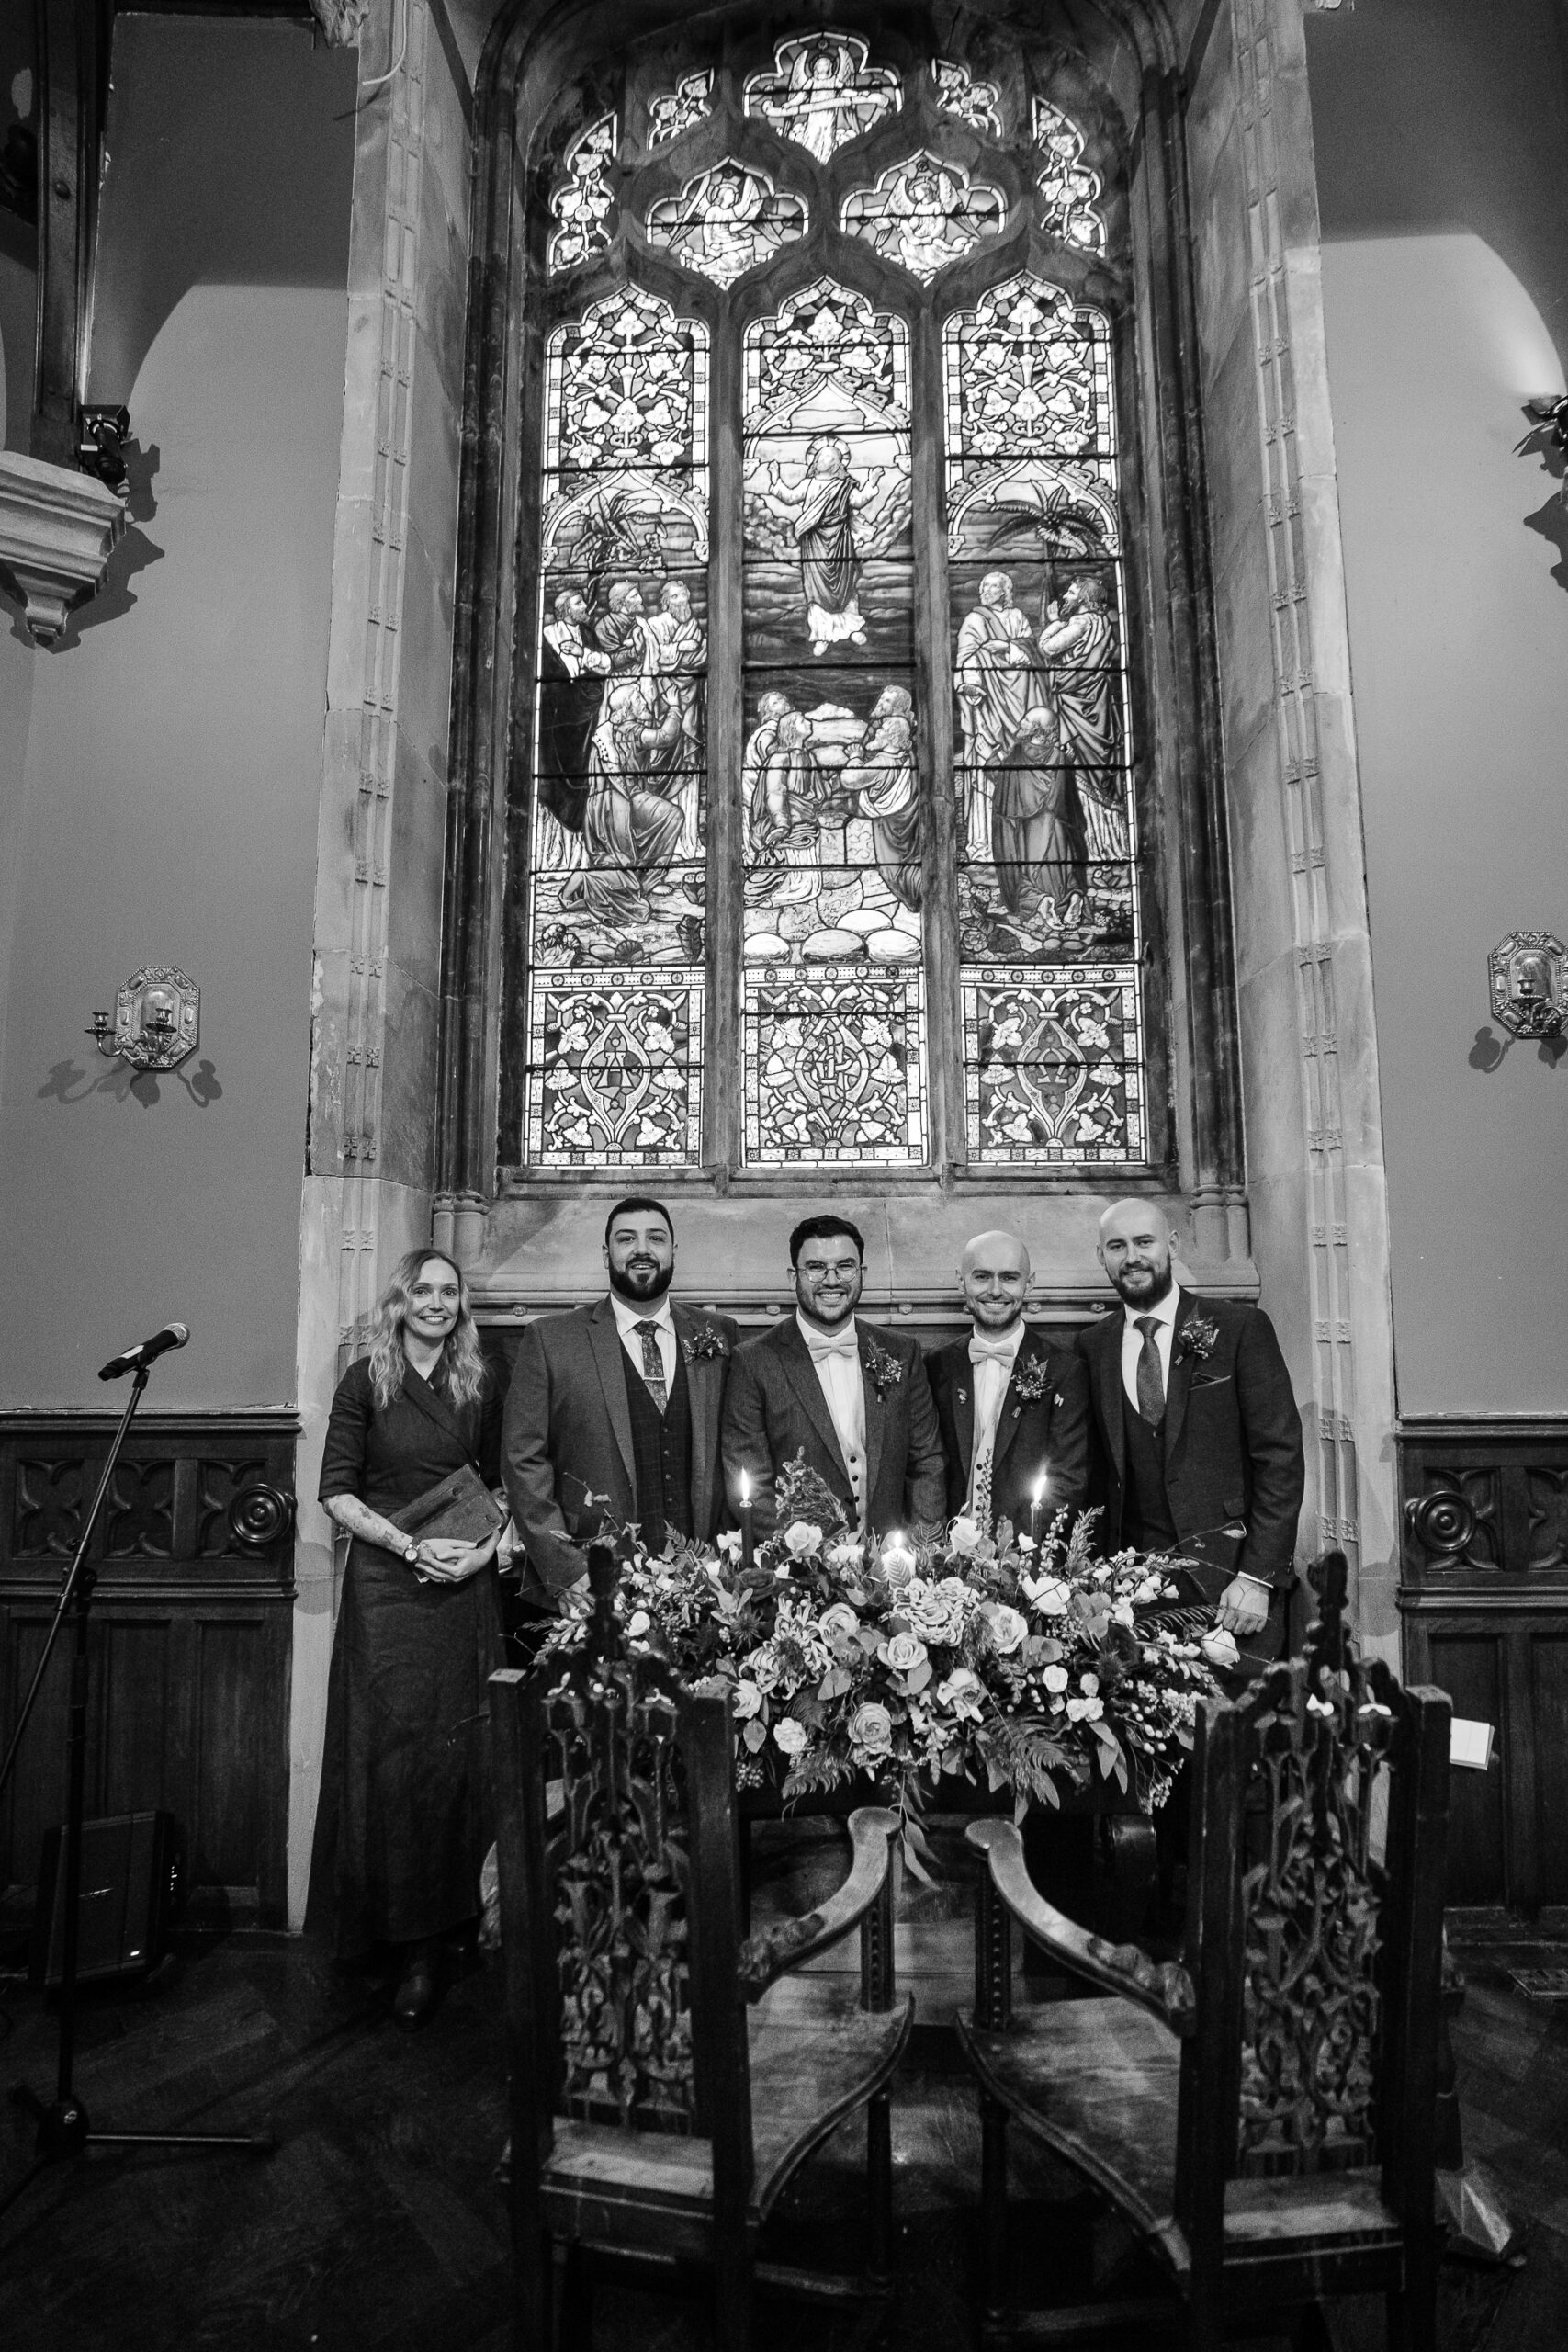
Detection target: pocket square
<box><xmin>1190</xmin><ymin>1373</ymin><xmax>1233</xmax><ymax>1390</ymax></box>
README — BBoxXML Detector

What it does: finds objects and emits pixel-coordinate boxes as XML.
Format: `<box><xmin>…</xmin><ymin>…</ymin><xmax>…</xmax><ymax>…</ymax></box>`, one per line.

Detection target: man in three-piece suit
<box><xmin>927</xmin><ymin>1229</ymin><xmax>1091</xmax><ymax>1535</ymax></box>
<box><xmin>722</xmin><ymin>1215</ymin><xmax>946</xmax><ymax>1539</ymax></box>
<box><xmin>501</xmin><ymin>1196</ymin><xmax>739</xmax><ymax>1607</ymax></box>
<box><xmin>1077</xmin><ymin>1199</ymin><xmax>1304</xmax><ymax>1668</ymax></box>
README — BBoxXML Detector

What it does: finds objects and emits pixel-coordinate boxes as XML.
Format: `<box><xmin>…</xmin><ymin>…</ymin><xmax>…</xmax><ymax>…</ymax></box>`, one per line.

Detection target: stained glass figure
<box><xmin>548</xmin><ymin>114</ymin><xmax>617</xmax><ymax>273</ymax></box>
<box><xmin>743</xmin><ymin>32</ymin><xmax>900</xmax><ymax>161</ymax></box>
<box><xmin>1033</xmin><ymin>98</ymin><xmax>1105</xmax><ymax>254</ymax></box>
<box><xmin>646</xmin><ymin>160</ymin><xmax>807</xmax><ymax>289</ymax></box>
<box><xmin>525</xmin><ymin>285</ymin><xmax>711</xmax><ymax>1165</ymax></box>
<box><xmin>840</xmin><ymin>153</ymin><xmax>1005</xmax><ymax>283</ymax></box>
<box><xmin>648</xmin><ymin>69</ymin><xmax>714</xmax><ymax>147</ymax></box>
<box><xmin>931</xmin><ymin>59</ymin><xmax>1002</xmax><ymax>137</ymax></box>
<box><xmin>743</xmin><ymin>280</ymin><xmax>911</xmax><ymax>656</ymax></box>
<box><xmin>962</xmin><ymin>974</ymin><xmax>1143</xmax><ymax>1163</ymax></box>
<box><xmin>945</xmin><ymin>273</ymin><xmax>1144</xmax><ymax>1163</ymax></box>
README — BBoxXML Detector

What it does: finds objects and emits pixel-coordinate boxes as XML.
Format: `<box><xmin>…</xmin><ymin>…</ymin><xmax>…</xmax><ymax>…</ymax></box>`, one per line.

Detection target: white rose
<box><xmin>828</xmin><ymin>1539</ymin><xmax>864</xmax><ymax>1569</ymax></box>
<box><xmin>1042</xmin><ymin>1665</ymin><xmax>1069</xmax><ymax>1694</ymax></box>
<box><xmin>879</xmin><ymin>1630</ymin><xmax>929</xmax><ymax>1676</ymax></box>
<box><xmin>1201</xmin><ymin>1627</ymin><xmax>1240</xmax><ymax>1670</ymax></box>
<box><xmin>948</xmin><ymin>1516</ymin><xmax>983</xmax><ymax>1555</ymax></box>
<box><xmin>626</xmin><ymin>1610</ymin><xmax>651</xmax><ymax>1639</ymax></box>
<box><xmin>784</xmin><ymin>1521</ymin><xmax>824</xmax><ymax>1558</ymax></box>
<box><xmin>732</xmin><ymin>1679</ymin><xmax>763</xmax><ymax>1719</ymax></box>
<box><xmin>773</xmin><ymin>1717</ymin><xmax>809</xmax><ymax>1757</ymax></box>
<box><xmin>983</xmin><ymin>1603</ymin><xmax>1029</xmax><ymax>1657</ymax></box>
<box><xmin>1025</xmin><ymin>1576</ymin><xmax>1072</xmax><ymax>1617</ymax></box>
<box><xmin>818</xmin><ymin>1601</ymin><xmax>861</xmax><ymax>1643</ymax></box>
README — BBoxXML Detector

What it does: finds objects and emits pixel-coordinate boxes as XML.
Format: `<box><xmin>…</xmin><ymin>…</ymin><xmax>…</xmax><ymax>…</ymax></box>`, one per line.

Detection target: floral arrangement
<box><xmin>681</xmin><ymin>1324</ymin><xmax>729</xmax><ymax>1363</ymax></box>
<box><xmin>1175</xmin><ymin>1313</ymin><xmax>1221</xmax><ymax>1365</ymax></box>
<box><xmin>540</xmin><ymin>1455</ymin><xmax>1230</xmax><ymax>1872</ymax></box>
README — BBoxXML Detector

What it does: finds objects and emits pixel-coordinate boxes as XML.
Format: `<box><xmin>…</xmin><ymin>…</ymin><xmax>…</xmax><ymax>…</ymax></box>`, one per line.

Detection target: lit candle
<box><xmin>739</xmin><ymin>1469</ymin><xmax>754</xmax><ymax>1575</ymax></box>
<box><xmin>880</xmin><ymin>1530</ymin><xmax>916</xmax><ymax>1585</ymax></box>
<box><xmin>1030</xmin><ymin>1473</ymin><xmax>1048</xmax><ymax>1544</ymax></box>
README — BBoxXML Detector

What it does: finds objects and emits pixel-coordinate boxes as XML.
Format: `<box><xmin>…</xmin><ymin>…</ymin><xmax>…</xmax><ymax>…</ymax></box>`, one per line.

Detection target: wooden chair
<box><xmin>489</xmin><ymin>1545</ymin><xmax>913</xmax><ymax>2351</ymax></box>
<box><xmin>957</xmin><ymin>1555</ymin><xmax>1451</xmax><ymax>2348</ymax></box>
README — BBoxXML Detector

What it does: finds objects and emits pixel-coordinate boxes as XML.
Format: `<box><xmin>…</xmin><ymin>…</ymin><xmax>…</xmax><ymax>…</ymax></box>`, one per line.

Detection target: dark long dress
<box><xmin>307</xmin><ymin>1356</ymin><xmax>504</xmax><ymax>1961</ymax></box>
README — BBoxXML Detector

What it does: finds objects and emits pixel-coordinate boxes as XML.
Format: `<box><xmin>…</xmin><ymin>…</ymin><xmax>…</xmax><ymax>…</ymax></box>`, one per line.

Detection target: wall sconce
<box><xmin>85</xmin><ymin>966</ymin><xmax>200</xmax><ymax>1071</ymax></box>
<box><xmin>1488</xmin><ymin>931</ymin><xmax>1565</xmax><ymax>1040</ymax></box>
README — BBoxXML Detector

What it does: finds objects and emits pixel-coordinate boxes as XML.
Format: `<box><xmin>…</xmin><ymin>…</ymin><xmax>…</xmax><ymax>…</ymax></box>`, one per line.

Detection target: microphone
<box><xmin>98</xmin><ymin>1323</ymin><xmax>190</xmax><ymax>1382</ymax></box>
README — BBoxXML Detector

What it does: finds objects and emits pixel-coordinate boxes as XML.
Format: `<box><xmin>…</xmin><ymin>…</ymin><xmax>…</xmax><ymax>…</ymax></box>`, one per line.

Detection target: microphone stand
<box><xmin>0</xmin><ymin>1363</ymin><xmax>274</xmax><ymax>2228</ymax></box>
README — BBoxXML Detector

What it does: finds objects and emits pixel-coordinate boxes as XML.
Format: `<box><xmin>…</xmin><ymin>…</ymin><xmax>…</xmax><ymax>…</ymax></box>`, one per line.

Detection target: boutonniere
<box><xmin>681</xmin><ymin>1324</ymin><xmax>728</xmax><ymax>1363</ymax></box>
<box><xmin>1175</xmin><ymin>1314</ymin><xmax>1220</xmax><ymax>1365</ymax></box>
<box><xmin>1011</xmin><ymin>1356</ymin><xmax>1054</xmax><ymax>1402</ymax></box>
<box><xmin>863</xmin><ymin>1342</ymin><xmax>903</xmax><ymax>1398</ymax></box>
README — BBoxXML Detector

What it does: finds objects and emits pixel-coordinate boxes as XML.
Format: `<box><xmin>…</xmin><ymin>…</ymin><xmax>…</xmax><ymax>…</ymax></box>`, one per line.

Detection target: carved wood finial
<box><xmin>586</xmin><ymin>1540</ymin><xmax>621</xmax><ymax>1663</ymax></box>
<box><xmin>1303</xmin><ymin>1548</ymin><xmax>1349</xmax><ymax>1680</ymax></box>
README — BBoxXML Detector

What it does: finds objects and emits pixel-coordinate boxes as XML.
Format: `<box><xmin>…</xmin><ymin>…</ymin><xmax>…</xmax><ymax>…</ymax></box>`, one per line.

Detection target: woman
<box><xmin>308</xmin><ymin>1249</ymin><xmax>504</xmax><ymax>2028</ymax></box>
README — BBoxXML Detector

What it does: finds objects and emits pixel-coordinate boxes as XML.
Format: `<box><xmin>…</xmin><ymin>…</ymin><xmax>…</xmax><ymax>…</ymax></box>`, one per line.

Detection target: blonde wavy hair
<box><xmin>367</xmin><ymin>1248</ymin><xmax>489</xmax><ymax>1411</ymax></box>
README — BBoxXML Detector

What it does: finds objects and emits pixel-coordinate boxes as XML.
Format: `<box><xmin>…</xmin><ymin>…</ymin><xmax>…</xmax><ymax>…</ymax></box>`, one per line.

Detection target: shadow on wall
<box><xmin>38</xmin><ymin>1056</ymin><xmax>223</xmax><ymax>1109</ymax></box>
<box><xmin>86</xmin><ymin>19</ymin><xmax>358</xmax><ymax>417</ymax></box>
<box><xmin>1517</xmin><ymin>413</ymin><xmax>1568</xmax><ymax>592</ymax></box>
<box><xmin>1469</xmin><ymin>1028</ymin><xmax>1567</xmax><ymax>1074</ymax></box>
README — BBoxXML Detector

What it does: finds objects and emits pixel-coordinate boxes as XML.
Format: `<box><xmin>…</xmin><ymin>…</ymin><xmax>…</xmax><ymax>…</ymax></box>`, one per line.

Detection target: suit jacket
<box><xmin>1077</xmin><ymin>1290</ymin><xmax>1304</xmax><ymax>1602</ymax></box>
<box><xmin>927</xmin><ymin>1328</ymin><xmax>1092</xmax><ymax>1532</ymax></box>
<box><xmin>721</xmin><ymin>1317</ymin><xmax>947</xmax><ymax>1539</ymax></box>
<box><xmin>502</xmin><ymin>1296</ymin><xmax>739</xmax><ymax>1602</ymax></box>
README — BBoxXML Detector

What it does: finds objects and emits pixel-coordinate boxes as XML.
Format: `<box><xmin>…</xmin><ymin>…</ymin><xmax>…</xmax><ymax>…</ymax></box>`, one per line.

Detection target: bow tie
<box><xmin>968</xmin><ymin>1335</ymin><xmax>1021</xmax><ymax>1365</ymax></box>
<box><xmin>805</xmin><ymin>1329</ymin><xmax>859</xmax><ymax>1363</ymax></box>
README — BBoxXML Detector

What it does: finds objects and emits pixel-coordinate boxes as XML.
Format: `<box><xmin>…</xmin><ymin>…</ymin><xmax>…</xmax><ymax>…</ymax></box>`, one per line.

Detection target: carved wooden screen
<box><xmin>510</xmin><ymin>25</ymin><xmax>1148</xmax><ymax>1177</ymax></box>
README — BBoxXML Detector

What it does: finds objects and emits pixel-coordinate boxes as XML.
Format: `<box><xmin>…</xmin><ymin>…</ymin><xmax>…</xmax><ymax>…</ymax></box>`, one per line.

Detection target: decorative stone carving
<box><xmin>306</xmin><ymin>0</ymin><xmax>370</xmax><ymax>45</ymax></box>
<box><xmin>0</xmin><ymin>449</ymin><xmax>126</xmax><ymax>648</ymax></box>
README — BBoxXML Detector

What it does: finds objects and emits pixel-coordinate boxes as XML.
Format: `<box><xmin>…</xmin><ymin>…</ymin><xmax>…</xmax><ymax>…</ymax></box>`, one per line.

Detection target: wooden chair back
<box><xmin>1174</xmin><ymin>1555</ymin><xmax>1451</xmax><ymax>2285</ymax></box>
<box><xmin>490</xmin><ymin>1545</ymin><xmax>754</xmax><ymax>2239</ymax></box>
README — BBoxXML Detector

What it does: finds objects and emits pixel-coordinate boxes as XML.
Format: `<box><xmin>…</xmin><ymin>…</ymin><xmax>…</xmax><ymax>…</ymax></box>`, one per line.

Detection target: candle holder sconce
<box><xmin>1488</xmin><ymin>932</ymin><xmax>1565</xmax><ymax>1041</ymax></box>
<box><xmin>85</xmin><ymin>966</ymin><xmax>200</xmax><ymax>1071</ymax></box>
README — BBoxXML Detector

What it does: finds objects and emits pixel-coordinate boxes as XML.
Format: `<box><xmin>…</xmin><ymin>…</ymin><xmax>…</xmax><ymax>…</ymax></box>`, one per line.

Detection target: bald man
<box><xmin>1077</xmin><ymin>1201</ymin><xmax>1304</xmax><ymax>1664</ymax></box>
<box><xmin>926</xmin><ymin>1230</ymin><xmax>1090</xmax><ymax>1535</ymax></box>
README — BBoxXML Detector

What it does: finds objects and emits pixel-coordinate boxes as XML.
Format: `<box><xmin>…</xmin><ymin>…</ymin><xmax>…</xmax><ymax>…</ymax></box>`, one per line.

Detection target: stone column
<box><xmin>289</xmin><ymin>0</ymin><xmax>473</xmax><ymax>1924</ymax></box>
<box><xmin>1184</xmin><ymin>0</ymin><xmax>1399</xmax><ymax>1660</ymax></box>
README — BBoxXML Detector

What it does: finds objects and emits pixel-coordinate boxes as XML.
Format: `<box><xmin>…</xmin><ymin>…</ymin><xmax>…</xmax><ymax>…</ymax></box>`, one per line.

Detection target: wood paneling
<box><xmin>0</xmin><ymin>1411</ymin><xmax>296</xmax><ymax>1927</ymax></box>
<box><xmin>1399</xmin><ymin>1421</ymin><xmax>1568</xmax><ymax>1919</ymax></box>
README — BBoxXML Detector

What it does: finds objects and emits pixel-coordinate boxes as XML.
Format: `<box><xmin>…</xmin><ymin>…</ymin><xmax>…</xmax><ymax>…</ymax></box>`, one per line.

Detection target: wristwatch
<box><xmin>402</xmin><ymin>1539</ymin><xmax>420</xmax><ymax>1565</ymax></box>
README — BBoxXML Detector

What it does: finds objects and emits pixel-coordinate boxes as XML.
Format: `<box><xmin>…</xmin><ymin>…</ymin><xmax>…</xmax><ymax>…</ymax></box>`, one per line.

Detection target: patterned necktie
<box><xmin>1134</xmin><ymin>1315</ymin><xmax>1165</xmax><ymax>1426</ymax></box>
<box><xmin>634</xmin><ymin>1319</ymin><xmax>668</xmax><ymax>1413</ymax></box>
<box><xmin>967</xmin><ymin>1336</ymin><xmax>1016</xmax><ymax>1532</ymax></box>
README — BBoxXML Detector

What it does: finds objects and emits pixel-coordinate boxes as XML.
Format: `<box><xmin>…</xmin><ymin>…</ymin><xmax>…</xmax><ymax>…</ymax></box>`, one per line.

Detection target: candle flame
<box><xmin>1032</xmin><ymin>1473</ymin><xmax>1048</xmax><ymax>1504</ymax></box>
<box><xmin>739</xmin><ymin>1469</ymin><xmax>750</xmax><ymax>1505</ymax></box>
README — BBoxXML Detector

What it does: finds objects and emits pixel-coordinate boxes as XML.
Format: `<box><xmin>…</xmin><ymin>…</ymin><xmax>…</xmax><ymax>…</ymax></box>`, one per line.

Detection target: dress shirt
<box><xmin>612</xmin><ymin>1292</ymin><xmax>676</xmax><ymax>1395</ymax></box>
<box><xmin>1119</xmin><ymin>1283</ymin><xmax>1181</xmax><ymax>1414</ymax></box>
<box><xmin>796</xmin><ymin>1312</ymin><xmax>866</xmax><ymax>1514</ymax></box>
<box><xmin>967</xmin><ymin>1320</ymin><xmax>1026</xmax><ymax>1505</ymax></box>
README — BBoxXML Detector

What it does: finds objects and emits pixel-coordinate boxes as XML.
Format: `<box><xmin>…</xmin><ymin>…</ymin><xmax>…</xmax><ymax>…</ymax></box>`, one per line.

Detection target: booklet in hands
<box><xmin>389</xmin><ymin>1464</ymin><xmax>506</xmax><ymax>1550</ymax></box>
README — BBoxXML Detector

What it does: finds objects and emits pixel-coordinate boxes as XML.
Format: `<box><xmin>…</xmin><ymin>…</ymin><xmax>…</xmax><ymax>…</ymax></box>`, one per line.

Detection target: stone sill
<box><xmin>0</xmin><ymin>448</ymin><xmax>126</xmax><ymax>646</ymax></box>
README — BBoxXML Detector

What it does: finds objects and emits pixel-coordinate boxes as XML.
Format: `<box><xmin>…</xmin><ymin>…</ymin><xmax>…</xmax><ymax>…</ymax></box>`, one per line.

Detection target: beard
<box><xmin>608</xmin><ymin>1257</ymin><xmax>674</xmax><ymax>1304</ymax></box>
<box><xmin>1110</xmin><ymin>1259</ymin><xmax>1174</xmax><ymax>1306</ymax></box>
<box><xmin>969</xmin><ymin>1297</ymin><xmax>1023</xmax><ymax>1331</ymax></box>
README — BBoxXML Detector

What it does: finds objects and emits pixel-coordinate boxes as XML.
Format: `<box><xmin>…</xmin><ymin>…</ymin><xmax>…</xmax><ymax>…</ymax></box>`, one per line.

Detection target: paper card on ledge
<box><xmin>1450</xmin><ymin>1717</ymin><xmax>1495</xmax><ymax>1771</ymax></box>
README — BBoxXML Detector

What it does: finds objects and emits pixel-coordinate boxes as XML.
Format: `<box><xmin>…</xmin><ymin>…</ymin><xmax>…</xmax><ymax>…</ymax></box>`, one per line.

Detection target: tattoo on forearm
<box><xmin>324</xmin><ymin>1495</ymin><xmax>410</xmax><ymax>1554</ymax></box>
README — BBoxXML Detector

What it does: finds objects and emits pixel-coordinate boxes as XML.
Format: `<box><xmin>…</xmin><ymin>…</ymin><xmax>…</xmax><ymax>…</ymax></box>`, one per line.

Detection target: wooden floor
<box><xmin>0</xmin><ymin>1827</ymin><xmax>1563</xmax><ymax>2351</ymax></box>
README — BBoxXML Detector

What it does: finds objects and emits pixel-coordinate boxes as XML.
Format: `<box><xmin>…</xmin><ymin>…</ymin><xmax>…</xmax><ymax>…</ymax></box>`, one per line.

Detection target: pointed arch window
<box><xmin>509</xmin><ymin>26</ymin><xmax>1153</xmax><ymax>1180</ymax></box>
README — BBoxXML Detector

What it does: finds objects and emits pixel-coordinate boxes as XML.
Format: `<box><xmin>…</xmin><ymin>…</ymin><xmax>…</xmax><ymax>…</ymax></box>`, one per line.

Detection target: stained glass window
<box><xmin>741</xmin><ymin>280</ymin><xmax>924</xmax><ymax>1165</ymax></box>
<box><xmin>523</xmin><ymin>287</ymin><xmax>710</xmax><ymax>1166</ymax></box>
<box><xmin>513</xmin><ymin>41</ymin><xmax>1150</xmax><ymax>1180</ymax></box>
<box><xmin>943</xmin><ymin>276</ymin><xmax>1145</xmax><ymax>1163</ymax></box>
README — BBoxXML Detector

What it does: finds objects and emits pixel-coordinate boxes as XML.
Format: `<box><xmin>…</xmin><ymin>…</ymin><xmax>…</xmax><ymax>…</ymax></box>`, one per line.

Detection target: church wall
<box><xmin>0</xmin><ymin>17</ymin><xmax>356</xmax><ymax>1409</ymax></box>
<box><xmin>1183</xmin><ymin>0</ymin><xmax>1400</xmax><ymax>1656</ymax></box>
<box><xmin>1306</xmin><ymin>0</ymin><xmax>1568</xmax><ymax>1418</ymax></box>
